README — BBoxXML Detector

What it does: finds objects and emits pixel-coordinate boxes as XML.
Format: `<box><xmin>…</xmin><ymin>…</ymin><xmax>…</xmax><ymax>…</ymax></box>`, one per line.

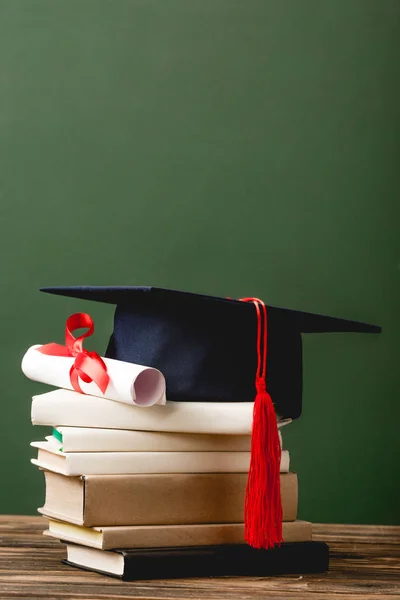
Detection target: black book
<box><xmin>63</xmin><ymin>541</ymin><xmax>329</xmax><ymax>581</ymax></box>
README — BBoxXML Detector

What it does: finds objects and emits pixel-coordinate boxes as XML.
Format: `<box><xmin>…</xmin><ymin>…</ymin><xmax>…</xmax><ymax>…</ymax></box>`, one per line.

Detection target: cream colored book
<box><xmin>38</xmin><ymin>470</ymin><xmax>298</xmax><ymax>526</ymax></box>
<box><xmin>47</xmin><ymin>426</ymin><xmax>254</xmax><ymax>453</ymax></box>
<box><xmin>44</xmin><ymin>519</ymin><xmax>312</xmax><ymax>550</ymax></box>
<box><xmin>31</xmin><ymin>389</ymin><xmax>291</xmax><ymax>435</ymax></box>
<box><xmin>31</xmin><ymin>441</ymin><xmax>290</xmax><ymax>476</ymax></box>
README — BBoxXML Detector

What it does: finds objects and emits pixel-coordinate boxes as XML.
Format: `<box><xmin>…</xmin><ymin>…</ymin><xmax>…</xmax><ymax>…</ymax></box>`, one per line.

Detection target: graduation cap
<box><xmin>41</xmin><ymin>286</ymin><xmax>381</xmax><ymax>549</ymax></box>
<box><xmin>41</xmin><ymin>286</ymin><xmax>380</xmax><ymax>418</ymax></box>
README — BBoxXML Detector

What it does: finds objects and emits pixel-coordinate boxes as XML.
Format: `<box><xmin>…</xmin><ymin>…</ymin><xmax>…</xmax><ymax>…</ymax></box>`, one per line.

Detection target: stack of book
<box><xmin>22</xmin><ymin>284</ymin><xmax>380</xmax><ymax>578</ymax></box>
<box><xmin>28</xmin><ymin>388</ymin><xmax>322</xmax><ymax>580</ymax></box>
<box><xmin>22</xmin><ymin>289</ymin><xmax>341</xmax><ymax>579</ymax></box>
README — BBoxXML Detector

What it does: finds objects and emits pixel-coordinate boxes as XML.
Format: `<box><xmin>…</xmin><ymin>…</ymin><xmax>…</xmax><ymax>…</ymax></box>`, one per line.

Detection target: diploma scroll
<box><xmin>22</xmin><ymin>345</ymin><xmax>166</xmax><ymax>407</ymax></box>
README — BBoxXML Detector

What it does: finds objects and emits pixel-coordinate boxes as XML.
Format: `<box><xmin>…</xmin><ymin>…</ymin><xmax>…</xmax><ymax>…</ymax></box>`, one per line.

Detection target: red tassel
<box><xmin>240</xmin><ymin>298</ymin><xmax>283</xmax><ymax>549</ymax></box>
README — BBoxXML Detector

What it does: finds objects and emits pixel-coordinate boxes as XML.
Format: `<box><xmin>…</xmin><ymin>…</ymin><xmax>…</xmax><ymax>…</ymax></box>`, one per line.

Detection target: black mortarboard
<box><xmin>41</xmin><ymin>286</ymin><xmax>380</xmax><ymax>420</ymax></box>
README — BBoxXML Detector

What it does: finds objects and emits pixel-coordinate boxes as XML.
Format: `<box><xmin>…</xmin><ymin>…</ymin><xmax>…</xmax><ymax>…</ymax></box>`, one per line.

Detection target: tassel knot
<box><xmin>255</xmin><ymin>377</ymin><xmax>267</xmax><ymax>395</ymax></box>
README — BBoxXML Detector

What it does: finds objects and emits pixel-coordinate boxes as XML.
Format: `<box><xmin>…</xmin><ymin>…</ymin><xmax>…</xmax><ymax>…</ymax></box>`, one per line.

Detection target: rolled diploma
<box><xmin>21</xmin><ymin>345</ymin><xmax>166</xmax><ymax>407</ymax></box>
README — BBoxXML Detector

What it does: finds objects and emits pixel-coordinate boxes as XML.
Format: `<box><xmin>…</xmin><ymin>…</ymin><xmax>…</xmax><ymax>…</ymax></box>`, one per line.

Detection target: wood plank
<box><xmin>0</xmin><ymin>516</ymin><xmax>398</xmax><ymax>599</ymax></box>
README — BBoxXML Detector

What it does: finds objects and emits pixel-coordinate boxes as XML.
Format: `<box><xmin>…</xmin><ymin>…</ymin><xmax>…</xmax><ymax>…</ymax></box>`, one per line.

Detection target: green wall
<box><xmin>0</xmin><ymin>0</ymin><xmax>399</xmax><ymax>523</ymax></box>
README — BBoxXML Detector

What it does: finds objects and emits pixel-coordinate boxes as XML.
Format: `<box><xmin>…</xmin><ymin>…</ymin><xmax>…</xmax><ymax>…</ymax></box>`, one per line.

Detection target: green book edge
<box><xmin>52</xmin><ymin>427</ymin><xmax>63</xmax><ymax>451</ymax></box>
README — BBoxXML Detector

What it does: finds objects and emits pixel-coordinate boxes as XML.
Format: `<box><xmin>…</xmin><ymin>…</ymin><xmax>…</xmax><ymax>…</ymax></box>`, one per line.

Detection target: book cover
<box><xmin>47</xmin><ymin>427</ymin><xmax>256</xmax><ymax>453</ymax></box>
<box><xmin>38</xmin><ymin>470</ymin><xmax>298</xmax><ymax>527</ymax></box>
<box><xmin>63</xmin><ymin>541</ymin><xmax>329</xmax><ymax>580</ymax></box>
<box><xmin>31</xmin><ymin>441</ymin><xmax>289</xmax><ymax>476</ymax></box>
<box><xmin>45</xmin><ymin>519</ymin><xmax>312</xmax><ymax>550</ymax></box>
<box><xmin>31</xmin><ymin>389</ymin><xmax>290</xmax><ymax>435</ymax></box>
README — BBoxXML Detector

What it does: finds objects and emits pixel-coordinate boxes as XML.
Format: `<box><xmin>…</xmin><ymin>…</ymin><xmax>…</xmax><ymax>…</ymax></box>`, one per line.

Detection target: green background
<box><xmin>0</xmin><ymin>0</ymin><xmax>399</xmax><ymax>523</ymax></box>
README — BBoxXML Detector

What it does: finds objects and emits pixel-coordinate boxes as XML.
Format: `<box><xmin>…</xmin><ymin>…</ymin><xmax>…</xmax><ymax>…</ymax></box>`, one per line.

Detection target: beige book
<box><xmin>38</xmin><ymin>470</ymin><xmax>298</xmax><ymax>527</ymax></box>
<box><xmin>31</xmin><ymin>389</ymin><xmax>292</xmax><ymax>435</ymax></box>
<box><xmin>31</xmin><ymin>441</ymin><xmax>289</xmax><ymax>476</ymax></box>
<box><xmin>44</xmin><ymin>518</ymin><xmax>311</xmax><ymax>550</ymax></box>
<box><xmin>47</xmin><ymin>427</ymin><xmax>258</xmax><ymax>453</ymax></box>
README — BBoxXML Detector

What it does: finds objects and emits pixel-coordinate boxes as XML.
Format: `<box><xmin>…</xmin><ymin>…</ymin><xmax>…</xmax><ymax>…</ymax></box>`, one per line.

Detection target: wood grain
<box><xmin>0</xmin><ymin>516</ymin><xmax>399</xmax><ymax>599</ymax></box>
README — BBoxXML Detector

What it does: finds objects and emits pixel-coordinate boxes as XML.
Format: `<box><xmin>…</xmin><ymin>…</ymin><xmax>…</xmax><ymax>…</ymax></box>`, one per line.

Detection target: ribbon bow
<box><xmin>38</xmin><ymin>313</ymin><xmax>110</xmax><ymax>395</ymax></box>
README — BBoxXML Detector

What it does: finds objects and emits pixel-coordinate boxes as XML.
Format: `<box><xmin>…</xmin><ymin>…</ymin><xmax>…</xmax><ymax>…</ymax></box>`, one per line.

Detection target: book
<box><xmin>31</xmin><ymin>389</ymin><xmax>291</xmax><ymax>435</ymax></box>
<box><xmin>38</xmin><ymin>470</ymin><xmax>298</xmax><ymax>527</ymax></box>
<box><xmin>63</xmin><ymin>541</ymin><xmax>329</xmax><ymax>580</ymax></box>
<box><xmin>46</xmin><ymin>427</ymin><xmax>256</xmax><ymax>453</ymax></box>
<box><xmin>45</xmin><ymin>519</ymin><xmax>312</xmax><ymax>550</ymax></box>
<box><xmin>32</xmin><ymin>441</ymin><xmax>290</xmax><ymax>476</ymax></box>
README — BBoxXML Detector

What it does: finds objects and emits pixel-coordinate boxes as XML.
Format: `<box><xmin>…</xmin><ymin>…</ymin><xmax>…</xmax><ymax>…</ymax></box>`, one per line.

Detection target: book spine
<box><xmin>80</xmin><ymin>472</ymin><xmax>298</xmax><ymax>527</ymax></box>
<box><xmin>120</xmin><ymin>541</ymin><xmax>329</xmax><ymax>580</ymax></box>
<box><xmin>33</xmin><ymin>446</ymin><xmax>289</xmax><ymax>476</ymax></box>
<box><xmin>31</xmin><ymin>391</ymin><xmax>256</xmax><ymax>434</ymax></box>
<box><xmin>45</xmin><ymin>520</ymin><xmax>312</xmax><ymax>550</ymax></box>
<box><xmin>64</xmin><ymin>541</ymin><xmax>329</xmax><ymax>580</ymax></box>
<box><xmin>54</xmin><ymin>428</ymin><xmax>254</xmax><ymax>453</ymax></box>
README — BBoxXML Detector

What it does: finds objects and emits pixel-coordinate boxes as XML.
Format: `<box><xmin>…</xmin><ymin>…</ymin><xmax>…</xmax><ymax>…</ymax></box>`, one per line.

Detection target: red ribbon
<box><xmin>38</xmin><ymin>313</ymin><xmax>110</xmax><ymax>395</ymax></box>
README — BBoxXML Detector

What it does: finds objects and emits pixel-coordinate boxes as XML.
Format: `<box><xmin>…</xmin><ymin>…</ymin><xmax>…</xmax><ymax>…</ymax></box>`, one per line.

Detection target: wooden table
<box><xmin>0</xmin><ymin>516</ymin><xmax>399</xmax><ymax>599</ymax></box>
